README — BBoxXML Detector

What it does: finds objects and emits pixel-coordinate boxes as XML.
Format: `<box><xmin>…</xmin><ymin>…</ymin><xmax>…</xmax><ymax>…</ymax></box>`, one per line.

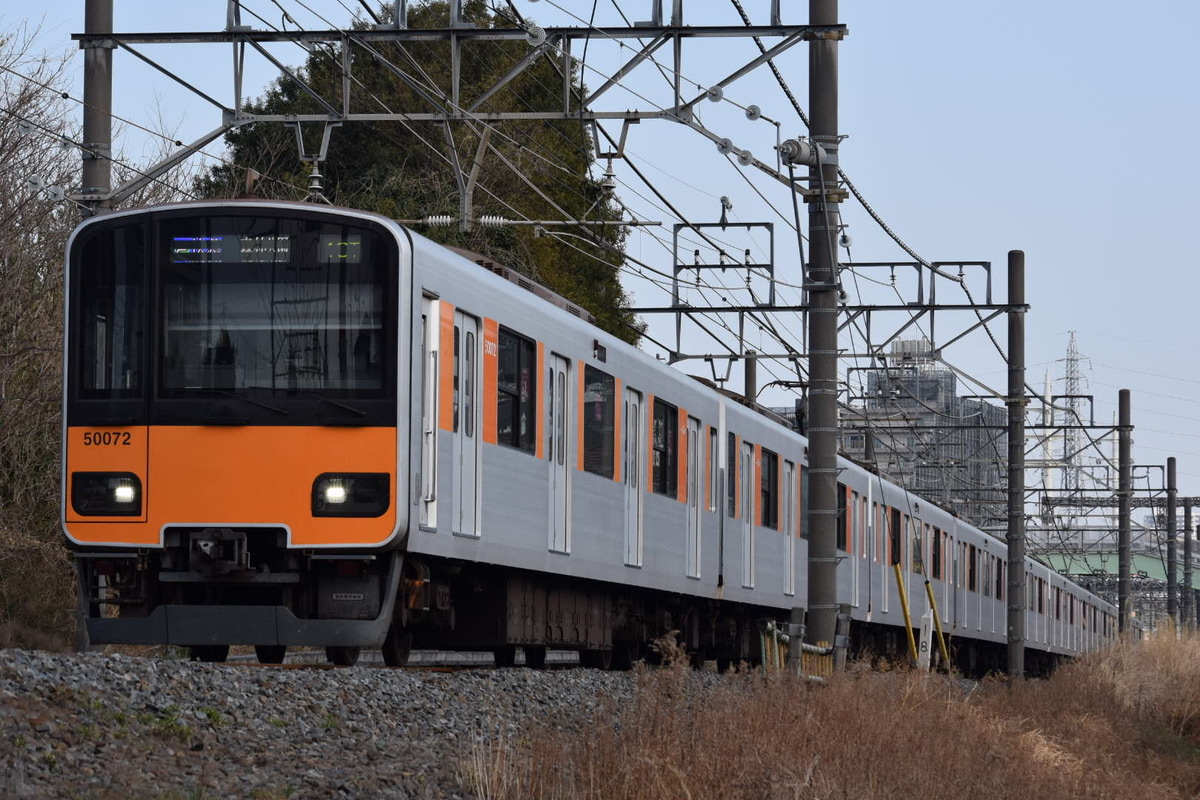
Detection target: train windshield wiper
<box><xmin>189</xmin><ymin>388</ymin><xmax>289</xmax><ymax>417</ymax></box>
<box><xmin>305</xmin><ymin>392</ymin><xmax>368</xmax><ymax>418</ymax></box>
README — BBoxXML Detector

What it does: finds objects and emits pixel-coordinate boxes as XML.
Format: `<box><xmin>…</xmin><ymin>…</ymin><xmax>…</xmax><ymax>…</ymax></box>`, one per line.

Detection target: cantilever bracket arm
<box><xmin>104</xmin><ymin>124</ymin><xmax>234</xmax><ymax>204</ymax></box>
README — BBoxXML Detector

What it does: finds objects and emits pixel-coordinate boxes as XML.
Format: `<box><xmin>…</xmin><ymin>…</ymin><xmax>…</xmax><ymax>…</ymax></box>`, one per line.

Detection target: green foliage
<box><xmin>195</xmin><ymin>1</ymin><xmax>642</xmax><ymax>343</ymax></box>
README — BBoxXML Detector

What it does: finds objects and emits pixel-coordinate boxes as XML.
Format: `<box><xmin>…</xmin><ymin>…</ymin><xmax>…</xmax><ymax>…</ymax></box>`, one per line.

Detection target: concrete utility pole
<box><xmin>804</xmin><ymin>0</ymin><xmax>842</xmax><ymax>652</ymax></box>
<box><xmin>1168</xmin><ymin>457</ymin><xmax>1178</xmax><ymax>627</ymax></box>
<box><xmin>1006</xmin><ymin>251</ymin><xmax>1026</xmax><ymax>677</ymax></box>
<box><xmin>81</xmin><ymin>0</ymin><xmax>114</xmax><ymax>216</ymax></box>
<box><xmin>1118</xmin><ymin>389</ymin><xmax>1132</xmax><ymax>636</ymax></box>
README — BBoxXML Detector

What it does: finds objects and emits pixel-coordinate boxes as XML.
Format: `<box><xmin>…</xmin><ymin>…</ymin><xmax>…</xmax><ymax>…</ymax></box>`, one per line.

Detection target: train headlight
<box><xmin>312</xmin><ymin>473</ymin><xmax>389</xmax><ymax>517</ymax></box>
<box><xmin>71</xmin><ymin>472</ymin><xmax>142</xmax><ymax>516</ymax></box>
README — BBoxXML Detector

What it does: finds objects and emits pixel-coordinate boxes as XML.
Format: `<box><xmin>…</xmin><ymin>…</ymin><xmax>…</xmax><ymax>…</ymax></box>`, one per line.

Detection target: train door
<box><xmin>623</xmin><ymin>387</ymin><xmax>644</xmax><ymax>566</ymax></box>
<box><xmin>548</xmin><ymin>354</ymin><xmax>571</xmax><ymax>553</ymax></box>
<box><xmin>784</xmin><ymin>460</ymin><xmax>796</xmax><ymax>596</ymax></box>
<box><xmin>740</xmin><ymin>440</ymin><xmax>754</xmax><ymax>588</ymax></box>
<box><xmin>686</xmin><ymin>416</ymin><xmax>702</xmax><ymax>578</ymax></box>
<box><xmin>419</xmin><ymin>298</ymin><xmax>438</xmax><ymax>528</ymax></box>
<box><xmin>452</xmin><ymin>311</ymin><xmax>480</xmax><ymax>537</ymax></box>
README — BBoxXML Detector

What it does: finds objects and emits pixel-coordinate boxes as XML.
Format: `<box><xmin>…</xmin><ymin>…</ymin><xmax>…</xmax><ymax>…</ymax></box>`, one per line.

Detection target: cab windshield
<box><xmin>158</xmin><ymin>215</ymin><xmax>387</xmax><ymax>399</ymax></box>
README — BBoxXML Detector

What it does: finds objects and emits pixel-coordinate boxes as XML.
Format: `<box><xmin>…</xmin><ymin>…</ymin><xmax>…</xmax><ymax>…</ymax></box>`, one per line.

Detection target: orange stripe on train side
<box><xmin>482</xmin><ymin>319</ymin><xmax>498</xmax><ymax>445</ymax></box>
<box><xmin>537</xmin><ymin>342</ymin><xmax>546</xmax><ymax>460</ymax></box>
<box><xmin>439</xmin><ymin>302</ymin><xmax>456</xmax><ymax>432</ymax></box>
<box><xmin>613</xmin><ymin>378</ymin><xmax>623</xmax><ymax>483</ymax></box>
<box><xmin>677</xmin><ymin>408</ymin><xmax>688</xmax><ymax>504</ymax></box>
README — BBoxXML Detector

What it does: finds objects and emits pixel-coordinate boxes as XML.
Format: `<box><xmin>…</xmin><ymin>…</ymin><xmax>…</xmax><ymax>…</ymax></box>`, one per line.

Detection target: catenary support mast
<box><xmin>805</xmin><ymin>0</ymin><xmax>841</xmax><ymax>652</ymax></box>
<box><xmin>1168</xmin><ymin>457</ymin><xmax>1178</xmax><ymax>628</ymax></box>
<box><xmin>1006</xmin><ymin>251</ymin><xmax>1026</xmax><ymax>677</ymax></box>
<box><xmin>81</xmin><ymin>0</ymin><xmax>113</xmax><ymax>216</ymax></box>
<box><xmin>1118</xmin><ymin>389</ymin><xmax>1132</xmax><ymax>636</ymax></box>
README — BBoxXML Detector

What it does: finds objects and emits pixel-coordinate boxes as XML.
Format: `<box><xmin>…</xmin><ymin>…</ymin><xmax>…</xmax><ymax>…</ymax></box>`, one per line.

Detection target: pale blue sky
<box><xmin>18</xmin><ymin>2</ymin><xmax>1200</xmax><ymax>504</ymax></box>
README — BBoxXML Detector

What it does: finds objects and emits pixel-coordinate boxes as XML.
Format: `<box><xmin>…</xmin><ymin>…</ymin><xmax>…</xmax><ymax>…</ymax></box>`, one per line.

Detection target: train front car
<box><xmin>63</xmin><ymin>202</ymin><xmax>411</xmax><ymax>663</ymax></box>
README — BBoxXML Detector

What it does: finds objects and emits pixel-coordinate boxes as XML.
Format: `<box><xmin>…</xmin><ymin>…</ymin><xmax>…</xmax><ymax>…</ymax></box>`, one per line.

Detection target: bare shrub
<box><xmin>0</xmin><ymin>23</ymin><xmax>78</xmax><ymax>648</ymax></box>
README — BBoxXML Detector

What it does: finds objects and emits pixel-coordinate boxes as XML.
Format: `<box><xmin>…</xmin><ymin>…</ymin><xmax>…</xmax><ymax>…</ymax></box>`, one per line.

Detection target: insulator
<box><xmin>422</xmin><ymin>215</ymin><xmax>455</xmax><ymax>227</ymax></box>
<box><xmin>477</xmin><ymin>215</ymin><xmax>510</xmax><ymax>227</ymax></box>
<box><xmin>737</xmin><ymin>149</ymin><xmax>753</xmax><ymax>167</ymax></box>
<box><xmin>745</xmin><ymin>104</ymin><xmax>762</xmax><ymax>121</ymax></box>
<box><xmin>525</xmin><ymin>25</ymin><xmax>546</xmax><ymax>46</ymax></box>
<box><xmin>706</xmin><ymin>85</ymin><xmax>724</xmax><ymax>103</ymax></box>
<box><xmin>717</xmin><ymin>138</ymin><xmax>734</xmax><ymax>155</ymax></box>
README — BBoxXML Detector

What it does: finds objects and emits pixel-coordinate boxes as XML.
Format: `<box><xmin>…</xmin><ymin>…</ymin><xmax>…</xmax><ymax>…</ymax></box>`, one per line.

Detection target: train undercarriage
<box><xmin>75</xmin><ymin>530</ymin><xmax>786</xmax><ymax>671</ymax></box>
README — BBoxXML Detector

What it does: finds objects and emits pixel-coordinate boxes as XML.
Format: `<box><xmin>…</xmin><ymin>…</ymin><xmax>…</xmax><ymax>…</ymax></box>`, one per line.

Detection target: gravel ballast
<box><xmin>0</xmin><ymin>649</ymin><xmax>636</xmax><ymax>798</ymax></box>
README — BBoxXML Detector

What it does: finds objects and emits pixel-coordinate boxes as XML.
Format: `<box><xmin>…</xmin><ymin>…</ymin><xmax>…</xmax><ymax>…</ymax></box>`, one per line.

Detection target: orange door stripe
<box><xmin>482</xmin><ymin>319</ymin><xmax>498</xmax><ymax>445</ymax></box>
<box><xmin>438</xmin><ymin>302</ymin><xmax>456</xmax><ymax>432</ymax></box>
<box><xmin>677</xmin><ymin>408</ymin><xmax>688</xmax><ymax>504</ymax></box>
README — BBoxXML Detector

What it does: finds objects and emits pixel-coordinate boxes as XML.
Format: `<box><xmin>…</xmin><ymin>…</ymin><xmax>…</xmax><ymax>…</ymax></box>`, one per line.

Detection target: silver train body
<box><xmin>67</xmin><ymin>201</ymin><xmax>1116</xmax><ymax>670</ymax></box>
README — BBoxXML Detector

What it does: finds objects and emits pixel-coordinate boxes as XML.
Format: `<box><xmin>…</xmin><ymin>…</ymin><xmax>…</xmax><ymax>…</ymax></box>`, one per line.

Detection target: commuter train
<box><xmin>63</xmin><ymin>200</ymin><xmax>1117</xmax><ymax>672</ymax></box>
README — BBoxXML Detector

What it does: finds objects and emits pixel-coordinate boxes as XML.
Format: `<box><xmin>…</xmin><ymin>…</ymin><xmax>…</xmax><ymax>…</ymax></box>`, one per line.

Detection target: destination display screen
<box><xmin>168</xmin><ymin>233</ymin><xmax>362</xmax><ymax>264</ymax></box>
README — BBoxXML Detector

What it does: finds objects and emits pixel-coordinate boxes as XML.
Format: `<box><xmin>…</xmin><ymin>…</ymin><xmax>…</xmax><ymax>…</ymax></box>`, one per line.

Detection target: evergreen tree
<box><xmin>196</xmin><ymin>0</ymin><xmax>642</xmax><ymax>343</ymax></box>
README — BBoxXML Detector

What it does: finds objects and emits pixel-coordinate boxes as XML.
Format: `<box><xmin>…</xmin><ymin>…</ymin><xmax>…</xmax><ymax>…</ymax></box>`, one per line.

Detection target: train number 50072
<box><xmin>81</xmin><ymin>432</ymin><xmax>132</xmax><ymax>446</ymax></box>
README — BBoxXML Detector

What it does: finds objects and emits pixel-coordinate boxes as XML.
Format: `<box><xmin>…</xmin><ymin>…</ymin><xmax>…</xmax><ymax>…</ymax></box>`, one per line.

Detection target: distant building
<box><xmin>838</xmin><ymin>339</ymin><xmax>1008</xmax><ymax>532</ymax></box>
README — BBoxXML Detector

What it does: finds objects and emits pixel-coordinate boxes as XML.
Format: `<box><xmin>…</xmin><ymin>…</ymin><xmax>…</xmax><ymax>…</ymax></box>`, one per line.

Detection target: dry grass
<box><xmin>462</xmin><ymin>634</ymin><xmax>1200</xmax><ymax>799</ymax></box>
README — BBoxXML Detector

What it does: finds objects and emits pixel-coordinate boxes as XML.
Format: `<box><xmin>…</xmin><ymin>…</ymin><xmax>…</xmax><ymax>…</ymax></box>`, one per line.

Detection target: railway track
<box><xmin>224</xmin><ymin>648</ymin><xmax>582</xmax><ymax>669</ymax></box>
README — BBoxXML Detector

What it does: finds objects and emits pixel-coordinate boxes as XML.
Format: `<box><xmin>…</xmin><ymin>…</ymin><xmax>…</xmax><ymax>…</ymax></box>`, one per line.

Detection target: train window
<box><xmin>995</xmin><ymin>559</ymin><xmax>1004</xmax><ymax>600</ymax></box>
<box><xmin>464</xmin><ymin>331</ymin><xmax>475</xmax><ymax>437</ymax></box>
<box><xmin>983</xmin><ymin>556</ymin><xmax>991</xmax><ymax>597</ymax></box>
<box><xmin>889</xmin><ymin>508</ymin><xmax>901</xmax><ymax>566</ymax></box>
<box><xmin>497</xmin><ymin>327</ymin><xmax>536</xmax><ymax>453</ymax></box>
<box><xmin>967</xmin><ymin>545</ymin><xmax>977</xmax><ymax>591</ymax></box>
<box><xmin>874</xmin><ymin>503</ymin><xmax>882</xmax><ymax>563</ymax></box>
<box><xmin>910</xmin><ymin>520</ymin><xmax>923</xmax><ymax>573</ymax></box>
<box><xmin>931</xmin><ymin>527</ymin><xmax>942</xmax><ymax>580</ymax></box>
<box><xmin>800</xmin><ymin>465</ymin><xmax>810</xmax><ymax>538</ymax></box>
<box><xmin>582</xmin><ymin>365</ymin><xmax>616</xmax><ymax>478</ymax></box>
<box><xmin>453</xmin><ymin>326</ymin><xmax>460</xmax><ymax>432</ymax></box>
<box><xmin>835</xmin><ymin>482</ymin><xmax>847</xmax><ymax>549</ymax></box>
<box><xmin>708</xmin><ymin>427</ymin><xmax>719</xmax><ymax>512</ymax></box>
<box><xmin>75</xmin><ymin>224</ymin><xmax>147</xmax><ymax>399</ymax></box>
<box><xmin>850</xmin><ymin>491</ymin><xmax>860</xmax><ymax>554</ymax></box>
<box><xmin>761</xmin><ymin>449</ymin><xmax>779</xmax><ymax>529</ymax></box>
<box><xmin>857</xmin><ymin>494</ymin><xmax>867</xmax><ymax>559</ymax></box>
<box><xmin>727</xmin><ymin>433</ymin><xmax>738</xmax><ymax>516</ymax></box>
<box><xmin>651</xmin><ymin>399</ymin><xmax>678</xmax><ymax>497</ymax></box>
